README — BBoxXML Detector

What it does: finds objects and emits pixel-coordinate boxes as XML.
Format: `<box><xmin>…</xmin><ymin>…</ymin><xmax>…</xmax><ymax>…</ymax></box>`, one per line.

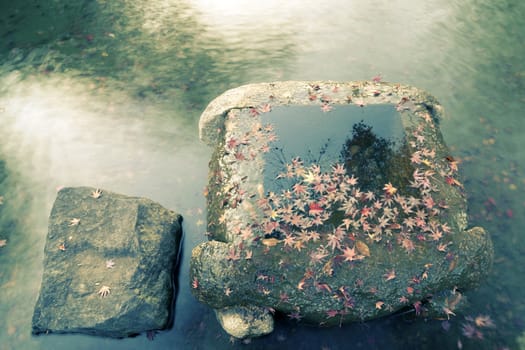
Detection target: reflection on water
<box><xmin>1</xmin><ymin>0</ymin><xmax>524</xmax><ymax>349</ymax></box>
<box><xmin>262</xmin><ymin>105</ymin><xmax>407</xmax><ymax>195</ymax></box>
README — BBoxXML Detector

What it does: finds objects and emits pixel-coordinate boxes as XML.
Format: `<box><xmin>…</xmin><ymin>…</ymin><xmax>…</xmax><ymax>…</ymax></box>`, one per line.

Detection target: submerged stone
<box><xmin>192</xmin><ymin>81</ymin><xmax>493</xmax><ymax>337</ymax></box>
<box><xmin>215</xmin><ymin>305</ymin><xmax>274</xmax><ymax>339</ymax></box>
<box><xmin>32</xmin><ymin>187</ymin><xmax>183</xmax><ymax>338</ymax></box>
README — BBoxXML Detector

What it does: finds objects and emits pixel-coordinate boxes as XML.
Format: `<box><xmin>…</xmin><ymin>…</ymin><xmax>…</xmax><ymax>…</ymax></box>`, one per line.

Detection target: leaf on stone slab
<box><xmin>355</xmin><ymin>240</ymin><xmax>371</xmax><ymax>257</ymax></box>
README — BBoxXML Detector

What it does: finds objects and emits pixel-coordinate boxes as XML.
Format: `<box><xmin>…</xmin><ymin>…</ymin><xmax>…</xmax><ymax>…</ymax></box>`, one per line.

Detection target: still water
<box><xmin>0</xmin><ymin>0</ymin><xmax>524</xmax><ymax>349</ymax></box>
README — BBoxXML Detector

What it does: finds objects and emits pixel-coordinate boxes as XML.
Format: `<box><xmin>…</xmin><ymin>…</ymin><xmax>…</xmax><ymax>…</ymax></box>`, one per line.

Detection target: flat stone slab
<box><xmin>32</xmin><ymin>187</ymin><xmax>183</xmax><ymax>338</ymax></box>
<box><xmin>191</xmin><ymin>81</ymin><xmax>493</xmax><ymax>337</ymax></box>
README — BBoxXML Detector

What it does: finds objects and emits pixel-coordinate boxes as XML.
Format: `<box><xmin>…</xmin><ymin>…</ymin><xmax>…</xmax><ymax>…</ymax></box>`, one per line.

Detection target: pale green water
<box><xmin>0</xmin><ymin>0</ymin><xmax>524</xmax><ymax>349</ymax></box>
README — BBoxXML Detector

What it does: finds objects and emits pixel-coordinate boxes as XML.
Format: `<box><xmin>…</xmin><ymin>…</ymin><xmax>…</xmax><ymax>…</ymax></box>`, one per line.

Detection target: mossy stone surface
<box><xmin>192</xmin><ymin>81</ymin><xmax>493</xmax><ymax>332</ymax></box>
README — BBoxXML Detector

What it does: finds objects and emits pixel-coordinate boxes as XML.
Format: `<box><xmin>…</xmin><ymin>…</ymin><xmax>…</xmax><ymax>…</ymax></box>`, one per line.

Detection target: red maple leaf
<box><xmin>326</xmin><ymin>309</ymin><xmax>339</xmax><ymax>318</ymax></box>
<box><xmin>308</xmin><ymin>202</ymin><xmax>323</xmax><ymax>216</ymax></box>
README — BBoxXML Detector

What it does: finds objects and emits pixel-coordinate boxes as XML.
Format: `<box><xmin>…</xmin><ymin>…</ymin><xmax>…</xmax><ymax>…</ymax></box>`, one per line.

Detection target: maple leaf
<box><xmin>364</xmin><ymin>191</ymin><xmax>375</xmax><ymax>201</ymax></box>
<box><xmin>308</xmin><ymin>230</ymin><xmax>321</xmax><ymax>242</ymax></box>
<box><xmin>259</xmin><ymin>103</ymin><xmax>272</xmax><ymax>113</ymax></box>
<box><xmin>360</xmin><ymin>206</ymin><xmax>372</xmax><ymax>217</ymax></box>
<box><xmin>326</xmin><ymin>309</ymin><xmax>339</xmax><ymax>318</ymax></box>
<box><xmin>310</xmin><ymin>248</ymin><xmax>328</xmax><ymax>264</ymax></box>
<box><xmin>226</xmin><ymin>137</ymin><xmax>239</xmax><ymax>149</ymax></box>
<box><xmin>292</xmin><ymin>183</ymin><xmax>307</xmax><ymax>195</ymax></box>
<box><xmin>331</xmin><ymin>163</ymin><xmax>346</xmax><ymax>176</ymax></box>
<box><xmin>429</xmin><ymin>230</ymin><xmax>443</xmax><ymax>241</ymax></box>
<box><xmin>227</xmin><ymin>247</ymin><xmax>240</xmax><ymax>261</ymax></box>
<box><xmin>262</xmin><ymin>221</ymin><xmax>279</xmax><ymax>234</ymax></box>
<box><xmin>383</xmin><ymin>269</ymin><xmax>396</xmax><ymax>281</ymax></box>
<box><xmin>462</xmin><ymin>323</ymin><xmax>483</xmax><ymax>339</ymax></box>
<box><xmin>302</xmin><ymin>170</ymin><xmax>317</xmax><ymax>184</ymax></box>
<box><xmin>474</xmin><ymin>315</ymin><xmax>495</xmax><ymax>328</ymax></box>
<box><xmin>326</xmin><ymin>233</ymin><xmax>341</xmax><ymax>251</ymax></box>
<box><xmin>375</xmin><ymin>301</ymin><xmax>385</xmax><ymax>310</ymax></box>
<box><xmin>423</xmin><ymin>196</ymin><xmax>435</xmax><ymax>209</ymax></box>
<box><xmin>321</xmin><ymin>103</ymin><xmax>332</xmax><ymax>112</ymax></box>
<box><xmin>437</xmin><ymin>242</ymin><xmax>450</xmax><ymax>252</ymax></box>
<box><xmin>377</xmin><ymin>215</ymin><xmax>390</xmax><ymax>228</ymax></box>
<box><xmin>401</xmin><ymin>238</ymin><xmax>415</xmax><ymax>253</ymax></box>
<box><xmin>283</xmin><ymin>233</ymin><xmax>295</xmax><ymax>248</ymax></box>
<box><xmin>308</xmin><ymin>202</ymin><xmax>324</xmax><ymax>216</ymax></box>
<box><xmin>69</xmin><ymin>218</ymin><xmax>80</xmax><ymax>226</ymax></box>
<box><xmin>411</xmin><ymin>151</ymin><xmax>422</xmax><ymax>164</ymax></box>
<box><xmin>383</xmin><ymin>182</ymin><xmax>397</xmax><ymax>196</ymax></box>
<box><xmin>288</xmin><ymin>311</ymin><xmax>303</xmax><ymax>321</ymax></box>
<box><xmin>294</xmin><ymin>240</ymin><xmax>305</xmax><ymax>251</ymax></box>
<box><xmin>346</xmin><ymin>175</ymin><xmax>358</xmax><ymax>186</ymax></box>
<box><xmin>297</xmin><ymin>277</ymin><xmax>306</xmax><ymax>290</ymax></box>
<box><xmin>372</xmin><ymin>74</ymin><xmax>382</xmax><ymax>82</ymax></box>
<box><xmin>289</xmin><ymin>214</ymin><xmax>303</xmax><ymax>227</ymax></box>
<box><xmin>313</xmin><ymin>181</ymin><xmax>326</xmax><ymax>193</ymax></box>
<box><xmin>297</xmin><ymin>229</ymin><xmax>310</xmax><ymax>243</ymax></box>
<box><xmin>342</xmin><ymin>246</ymin><xmax>362</xmax><ymax>262</ymax></box>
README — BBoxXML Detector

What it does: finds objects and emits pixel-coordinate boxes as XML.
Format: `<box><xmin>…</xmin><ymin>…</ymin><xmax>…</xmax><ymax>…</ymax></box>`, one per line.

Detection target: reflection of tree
<box><xmin>264</xmin><ymin>139</ymin><xmax>333</xmax><ymax>194</ymax></box>
<box><xmin>341</xmin><ymin>122</ymin><xmax>414</xmax><ymax>195</ymax></box>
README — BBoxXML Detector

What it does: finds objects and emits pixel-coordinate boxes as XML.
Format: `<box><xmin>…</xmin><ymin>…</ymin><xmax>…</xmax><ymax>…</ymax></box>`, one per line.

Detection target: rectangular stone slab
<box><xmin>32</xmin><ymin>186</ymin><xmax>183</xmax><ymax>338</ymax></box>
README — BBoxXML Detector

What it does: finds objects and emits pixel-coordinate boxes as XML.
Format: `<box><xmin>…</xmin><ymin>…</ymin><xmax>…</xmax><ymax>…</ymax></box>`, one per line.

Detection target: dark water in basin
<box><xmin>1</xmin><ymin>0</ymin><xmax>524</xmax><ymax>349</ymax></box>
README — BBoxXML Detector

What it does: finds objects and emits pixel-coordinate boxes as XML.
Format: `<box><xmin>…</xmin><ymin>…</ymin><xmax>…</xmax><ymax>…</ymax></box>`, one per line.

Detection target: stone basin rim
<box><xmin>198</xmin><ymin>80</ymin><xmax>441</xmax><ymax>146</ymax></box>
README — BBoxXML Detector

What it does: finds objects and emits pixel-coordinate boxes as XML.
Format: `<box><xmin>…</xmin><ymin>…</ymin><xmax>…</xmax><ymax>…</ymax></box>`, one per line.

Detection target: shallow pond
<box><xmin>0</xmin><ymin>0</ymin><xmax>524</xmax><ymax>349</ymax></box>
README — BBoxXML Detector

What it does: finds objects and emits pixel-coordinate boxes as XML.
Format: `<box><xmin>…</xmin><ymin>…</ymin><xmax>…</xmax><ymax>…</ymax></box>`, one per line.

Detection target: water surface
<box><xmin>1</xmin><ymin>0</ymin><xmax>524</xmax><ymax>349</ymax></box>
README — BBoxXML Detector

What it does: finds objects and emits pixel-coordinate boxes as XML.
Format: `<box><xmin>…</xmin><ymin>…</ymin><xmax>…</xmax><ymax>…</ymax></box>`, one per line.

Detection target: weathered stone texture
<box><xmin>32</xmin><ymin>187</ymin><xmax>182</xmax><ymax>338</ymax></box>
<box><xmin>192</xmin><ymin>81</ymin><xmax>493</xmax><ymax>337</ymax></box>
